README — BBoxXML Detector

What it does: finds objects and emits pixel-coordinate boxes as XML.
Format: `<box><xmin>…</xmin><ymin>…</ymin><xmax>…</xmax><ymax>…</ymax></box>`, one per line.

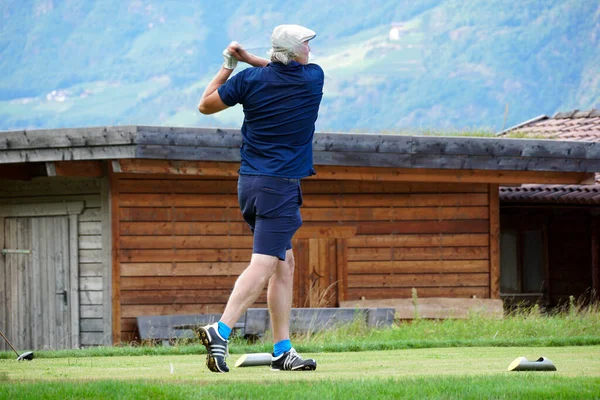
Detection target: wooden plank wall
<box><xmin>300</xmin><ymin>180</ymin><xmax>491</xmax><ymax>302</ymax></box>
<box><xmin>115</xmin><ymin>175</ymin><xmax>255</xmax><ymax>342</ymax></box>
<box><xmin>0</xmin><ymin>177</ymin><xmax>105</xmax><ymax>346</ymax></box>
<box><xmin>114</xmin><ymin>175</ymin><xmax>491</xmax><ymax>342</ymax></box>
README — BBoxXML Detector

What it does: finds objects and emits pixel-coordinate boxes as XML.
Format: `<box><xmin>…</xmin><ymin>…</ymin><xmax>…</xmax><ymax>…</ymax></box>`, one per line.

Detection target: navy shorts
<box><xmin>238</xmin><ymin>175</ymin><xmax>303</xmax><ymax>260</ymax></box>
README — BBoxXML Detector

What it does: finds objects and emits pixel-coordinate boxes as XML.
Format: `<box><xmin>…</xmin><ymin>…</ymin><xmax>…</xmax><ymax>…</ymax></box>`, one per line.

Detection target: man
<box><xmin>197</xmin><ymin>24</ymin><xmax>324</xmax><ymax>373</ymax></box>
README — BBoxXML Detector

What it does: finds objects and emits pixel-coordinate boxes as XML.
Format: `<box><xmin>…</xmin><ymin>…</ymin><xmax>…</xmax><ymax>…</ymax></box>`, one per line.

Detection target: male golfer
<box><xmin>197</xmin><ymin>24</ymin><xmax>324</xmax><ymax>372</ymax></box>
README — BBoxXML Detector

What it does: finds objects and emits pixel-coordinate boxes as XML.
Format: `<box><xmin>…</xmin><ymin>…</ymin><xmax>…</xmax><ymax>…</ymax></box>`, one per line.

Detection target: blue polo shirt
<box><xmin>217</xmin><ymin>61</ymin><xmax>324</xmax><ymax>179</ymax></box>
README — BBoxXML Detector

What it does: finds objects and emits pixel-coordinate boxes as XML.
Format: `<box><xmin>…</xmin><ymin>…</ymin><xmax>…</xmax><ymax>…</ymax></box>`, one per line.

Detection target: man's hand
<box><xmin>223</xmin><ymin>49</ymin><xmax>238</xmax><ymax>70</ymax></box>
<box><xmin>225</xmin><ymin>41</ymin><xmax>270</xmax><ymax>68</ymax></box>
<box><xmin>226</xmin><ymin>41</ymin><xmax>246</xmax><ymax>62</ymax></box>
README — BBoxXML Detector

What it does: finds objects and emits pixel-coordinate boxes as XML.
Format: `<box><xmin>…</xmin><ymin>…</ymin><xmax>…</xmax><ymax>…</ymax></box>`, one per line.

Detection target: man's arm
<box><xmin>198</xmin><ymin>41</ymin><xmax>268</xmax><ymax>115</ymax></box>
<box><xmin>197</xmin><ymin>66</ymin><xmax>231</xmax><ymax>115</ymax></box>
<box><xmin>227</xmin><ymin>42</ymin><xmax>270</xmax><ymax>68</ymax></box>
<box><xmin>238</xmin><ymin>49</ymin><xmax>270</xmax><ymax>67</ymax></box>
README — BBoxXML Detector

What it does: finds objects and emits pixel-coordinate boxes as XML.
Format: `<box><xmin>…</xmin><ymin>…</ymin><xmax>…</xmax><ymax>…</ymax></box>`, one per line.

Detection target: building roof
<box><xmin>500</xmin><ymin>184</ymin><xmax>600</xmax><ymax>205</ymax></box>
<box><xmin>2</xmin><ymin>124</ymin><xmax>600</xmax><ymax>169</ymax></box>
<box><xmin>499</xmin><ymin>109</ymin><xmax>600</xmax><ymax>141</ymax></box>
<box><xmin>498</xmin><ymin>109</ymin><xmax>600</xmax><ymax>205</ymax></box>
<box><xmin>1</xmin><ymin>125</ymin><xmax>600</xmax><ymax>185</ymax></box>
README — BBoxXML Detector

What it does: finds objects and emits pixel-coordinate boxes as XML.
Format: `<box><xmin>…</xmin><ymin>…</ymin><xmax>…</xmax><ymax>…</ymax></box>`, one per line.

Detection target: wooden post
<box><xmin>69</xmin><ymin>214</ymin><xmax>80</xmax><ymax>348</ymax></box>
<box><xmin>308</xmin><ymin>239</ymin><xmax>319</xmax><ymax>307</ymax></box>
<box><xmin>293</xmin><ymin>239</ymin><xmax>309</xmax><ymax>308</ymax></box>
<box><xmin>327</xmin><ymin>238</ymin><xmax>338</xmax><ymax>307</ymax></box>
<box><xmin>30</xmin><ymin>218</ymin><xmax>41</xmax><ymax>350</ymax></box>
<box><xmin>17</xmin><ymin>218</ymin><xmax>31</xmax><ymax>349</ymax></box>
<box><xmin>592</xmin><ymin>215</ymin><xmax>600</xmax><ymax>300</ymax></box>
<box><xmin>101</xmin><ymin>177</ymin><xmax>113</xmax><ymax>345</ymax></box>
<box><xmin>488</xmin><ymin>184</ymin><xmax>500</xmax><ymax>299</ymax></box>
<box><xmin>110</xmin><ymin>167</ymin><xmax>121</xmax><ymax>344</ymax></box>
<box><xmin>336</xmin><ymin>239</ymin><xmax>348</xmax><ymax>304</ymax></box>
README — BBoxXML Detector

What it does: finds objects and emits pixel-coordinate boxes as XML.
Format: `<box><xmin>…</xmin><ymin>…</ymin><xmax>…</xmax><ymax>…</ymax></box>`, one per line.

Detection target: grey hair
<box><xmin>269</xmin><ymin>48</ymin><xmax>298</xmax><ymax>65</ymax></box>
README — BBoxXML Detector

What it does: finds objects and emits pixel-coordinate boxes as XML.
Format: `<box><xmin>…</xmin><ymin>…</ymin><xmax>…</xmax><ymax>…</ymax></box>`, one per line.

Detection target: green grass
<box><xmin>260</xmin><ymin>304</ymin><xmax>600</xmax><ymax>354</ymax></box>
<box><xmin>2</xmin><ymin>306</ymin><xmax>599</xmax><ymax>398</ymax></box>
<box><xmin>2</xmin><ymin>376</ymin><xmax>600</xmax><ymax>400</ymax></box>
<box><xmin>1</xmin><ymin>347</ymin><xmax>600</xmax><ymax>399</ymax></box>
<box><xmin>2</xmin><ymin>304</ymin><xmax>599</xmax><ymax>359</ymax></box>
<box><xmin>502</xmin><ymin>131</ymin><xmax>556</xmax><ymax>139</ymax></box>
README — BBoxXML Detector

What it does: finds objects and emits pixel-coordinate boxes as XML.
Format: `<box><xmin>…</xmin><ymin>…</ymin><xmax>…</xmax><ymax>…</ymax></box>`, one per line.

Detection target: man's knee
<box><xmin>249</xmin><ymin>253</ymin><xmax>279</xmax><ymax>277</ymax></box>
<box><xmin>286</xmin><ymin>249</ymin><xmax>295</xmax><ymax>268</ymax></box>
<box><xmin>279</xmin><ymin>250</ymin><xmax>295</xmax><ymax>277</ymax></box>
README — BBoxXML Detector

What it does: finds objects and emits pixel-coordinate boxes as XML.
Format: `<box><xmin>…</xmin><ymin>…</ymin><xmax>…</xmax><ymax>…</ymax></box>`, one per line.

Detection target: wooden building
<box><xmin>498</xmin><ymin>109</ymin><xmax>600</xmax><ymax>306</ymax></box>
<box><xmin>1</xmin><ymin>125</ymin><xmax>599</xmax><ymax>348</ymax></box>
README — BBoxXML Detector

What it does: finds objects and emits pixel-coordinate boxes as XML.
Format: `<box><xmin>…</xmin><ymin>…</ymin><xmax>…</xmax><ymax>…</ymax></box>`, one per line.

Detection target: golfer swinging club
<box><xmin>197</xmin><ymin>24</ymin><xmax>324</xmax><ymax>372</ymax></box>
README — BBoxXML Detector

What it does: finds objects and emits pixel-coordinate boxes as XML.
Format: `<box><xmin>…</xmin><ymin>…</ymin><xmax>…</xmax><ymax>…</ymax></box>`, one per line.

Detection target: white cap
<box><xmin>271</xmin><ymin>24</ymin><xmax>316</xmax><ymax>53</ymax></box>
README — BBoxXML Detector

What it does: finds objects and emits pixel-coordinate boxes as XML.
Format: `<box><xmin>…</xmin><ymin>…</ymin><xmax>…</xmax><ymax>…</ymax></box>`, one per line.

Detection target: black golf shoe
<box><xmin>198</xmin><ymin>323</ymin><xmax>229</xmax><ymax>373</ymax></box>
<box><xmin>271</xmin><ymin>348</ymin><xmax>317</xmax><ymax>371</ymax></box>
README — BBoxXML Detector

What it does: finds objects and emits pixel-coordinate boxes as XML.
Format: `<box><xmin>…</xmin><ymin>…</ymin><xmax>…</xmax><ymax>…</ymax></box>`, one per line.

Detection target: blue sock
<box><xmin>217</xmin><ymin>321</ymin><xmax>231</xmax><ymax>340</ymax></box>
<box><xmin>273</xmin><ymin>339</ymin><xmax>292</xmax><ymax>357</ymax></box>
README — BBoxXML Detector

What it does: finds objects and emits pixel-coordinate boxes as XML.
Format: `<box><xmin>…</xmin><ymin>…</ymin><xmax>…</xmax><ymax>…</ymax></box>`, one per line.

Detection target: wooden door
<box><xmin>0</xmin><ymin>216</ymin><xmax>75</xmax><ymax>350</ymax></box>
<box><xmin>293</xmin><ymin>238</ymin><xmax>347</xmax><ymax>308</ymax></box>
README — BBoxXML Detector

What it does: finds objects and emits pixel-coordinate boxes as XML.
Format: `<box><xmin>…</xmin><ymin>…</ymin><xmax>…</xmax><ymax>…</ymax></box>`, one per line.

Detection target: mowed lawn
<box><xmin>1</xmin><ymin>346</ymin><xmax>600</xmax><ymax>399</ymax></box>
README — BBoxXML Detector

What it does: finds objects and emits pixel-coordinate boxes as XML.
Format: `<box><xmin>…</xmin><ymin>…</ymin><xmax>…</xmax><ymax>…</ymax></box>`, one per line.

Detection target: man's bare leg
<box><xmin>267</xmin><ymin>249</ymin><xmax>317</xmax><ymax>371</ymax></box>
<box><xmin>200</xmin><ymin>253</ymin><xmax>278</xmax><ymax>373</ymax></box>
<box><xmin>220</xmin><ymin>253</ymin><xmax>279</xmax><ymax>328</ymax></box>
<box><xmin>268</xmin><ymin>249</ymin><xmax>295</xmax><ymax>343</ymax></box>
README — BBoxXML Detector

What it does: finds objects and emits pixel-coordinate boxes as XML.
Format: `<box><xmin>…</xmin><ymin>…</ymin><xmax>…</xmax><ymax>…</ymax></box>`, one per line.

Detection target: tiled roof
<box><xmin>498</xmin><ymin>109</ymin><xmax>600</xmax><ymax>141</ymax></box>
<box><xmin>498</xmin><ymin>109</ymin><xmax>600</xmax><ymax>205</ymax></box>
<box><xmin>500</xmin><ymin>184</ymin><xmax>600</xmax><ymax>204</ymax></box>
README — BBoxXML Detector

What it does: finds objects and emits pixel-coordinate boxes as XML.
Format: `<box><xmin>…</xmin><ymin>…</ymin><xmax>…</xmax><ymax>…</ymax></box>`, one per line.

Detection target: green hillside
<box><xmin>1</xmin><ymin>0</ymin><xmax>598</xmax><ymax>132</ymax></box>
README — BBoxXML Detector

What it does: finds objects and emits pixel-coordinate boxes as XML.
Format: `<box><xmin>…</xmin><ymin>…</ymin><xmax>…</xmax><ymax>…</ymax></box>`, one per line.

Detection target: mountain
<box><xmin>1</xmin><ymin>0</ymin><xmax>598</xmax><ymax>133</ymax></box>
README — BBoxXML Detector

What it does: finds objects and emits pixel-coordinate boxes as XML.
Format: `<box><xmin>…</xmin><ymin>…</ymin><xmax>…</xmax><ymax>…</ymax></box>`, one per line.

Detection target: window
<box><xmin>500</xmin><ymin>229</ymin><xmax>518</xmax><ymax>293</ymax></box>
<box><xmin>500</xmin><ymin>227</ymin><xmax>547</xmax><ymax>296</ymax></box>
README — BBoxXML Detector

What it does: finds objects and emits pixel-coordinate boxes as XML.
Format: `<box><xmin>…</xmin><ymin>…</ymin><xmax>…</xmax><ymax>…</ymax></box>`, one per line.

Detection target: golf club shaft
<box><xmin>0</xmin><ymin>329</ymin><xmax>20</xmax><ymax>357</ymax></box>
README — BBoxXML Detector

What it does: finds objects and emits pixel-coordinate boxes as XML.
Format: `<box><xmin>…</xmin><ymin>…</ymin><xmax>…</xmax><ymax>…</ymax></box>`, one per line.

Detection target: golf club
<box><xmin>234</xmin><ymin>352</ymin><xmax>272</xmax><ymax>367</ymax></box>
<box><xmin>508</xmin><ymin>356</ymin><xmax>556</xmax><ymax>372</ymax></box>
<box><xmin>0</xmin><ymin>329</ymin><xmax>34</xmax><ymax>361</ymax></box>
